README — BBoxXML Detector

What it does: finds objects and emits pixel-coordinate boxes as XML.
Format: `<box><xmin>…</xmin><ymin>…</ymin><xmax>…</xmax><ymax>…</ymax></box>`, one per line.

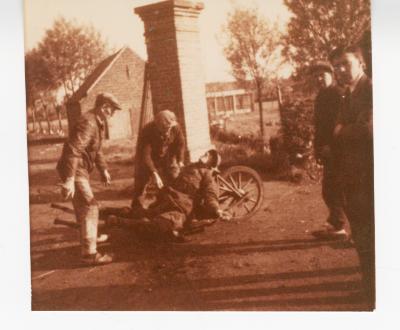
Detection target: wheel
<box><xmin>217</xmin><ymin>165</ymin><xmax>264</xmax><ymax>221</ymax></box>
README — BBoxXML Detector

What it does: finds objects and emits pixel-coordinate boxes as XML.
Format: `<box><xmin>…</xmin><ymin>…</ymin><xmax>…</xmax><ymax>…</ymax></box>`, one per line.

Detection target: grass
<box><xmin>213</xmin><ymin>105</ymin><xmax>281</xmax><ymax>143</ymax></box>
<box><xmin>28</xmin><ymin>106</ymin><xmax>287</xmax><ymax>180</ymax></box>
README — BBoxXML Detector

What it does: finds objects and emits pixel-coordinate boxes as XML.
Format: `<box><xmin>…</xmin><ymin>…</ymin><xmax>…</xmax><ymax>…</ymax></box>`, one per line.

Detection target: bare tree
<box><xmin>221</xmin><ymin>5</ymin><xmax>283</xmax><ymax>139</ymax></box>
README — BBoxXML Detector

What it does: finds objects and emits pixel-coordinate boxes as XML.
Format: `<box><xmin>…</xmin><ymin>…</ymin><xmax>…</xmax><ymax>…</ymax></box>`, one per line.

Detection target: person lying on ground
<box><xmin>105</xmin><ymin>150</ymin><xmax>231</xmax><ymax>242</ymax></box>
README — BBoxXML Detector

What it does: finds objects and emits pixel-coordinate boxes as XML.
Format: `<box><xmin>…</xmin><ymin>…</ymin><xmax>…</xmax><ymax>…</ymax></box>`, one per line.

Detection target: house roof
<box><xmin>69</xmin><ymin>47</ymin><xmax>142</xmax><ymax>103</ymax></box>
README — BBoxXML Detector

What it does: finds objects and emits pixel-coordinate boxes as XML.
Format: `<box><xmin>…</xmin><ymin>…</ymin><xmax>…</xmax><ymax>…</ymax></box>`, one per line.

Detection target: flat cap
<box><xmin>95</xmin><ymin>92</ymin><xmax>122</xmax><ymax>110</ymax></box>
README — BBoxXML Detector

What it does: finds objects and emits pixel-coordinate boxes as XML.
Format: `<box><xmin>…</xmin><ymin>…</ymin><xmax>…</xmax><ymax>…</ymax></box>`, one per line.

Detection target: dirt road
<box><xmin>30</xmin><ymin>180</ymin><xmax>368</xmax><ymax>311</ymax></box>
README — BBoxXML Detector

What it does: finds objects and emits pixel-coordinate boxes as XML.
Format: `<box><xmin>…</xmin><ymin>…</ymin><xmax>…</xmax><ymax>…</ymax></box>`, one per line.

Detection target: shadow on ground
<box><xmin>31</xmin><ymin>227</ymin><xmax>362</xmax><ymax>311</ymax></box>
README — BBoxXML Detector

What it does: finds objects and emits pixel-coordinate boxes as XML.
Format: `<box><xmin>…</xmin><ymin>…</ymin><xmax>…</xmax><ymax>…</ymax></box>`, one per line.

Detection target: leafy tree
<box><xmin>38</xmin><ymin>17</ymin><xmax>108</xmax><ymax>99</ymax></box>
<box><xmin>25</xmin><ymin>48</ymin><xmax>57</xmax><ymax>132</ymax></box>
<box><xmin>283</xmin><ymin>0</ymin><xmax>371</xmax><ymax>70</ymax></box>
<box><xmin>221</xmin><ymin>5</ymin><xmax>283</xmax><ymax>139</ymax></box>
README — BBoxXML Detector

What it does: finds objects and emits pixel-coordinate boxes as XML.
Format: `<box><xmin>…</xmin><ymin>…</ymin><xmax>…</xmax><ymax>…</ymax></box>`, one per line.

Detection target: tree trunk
<box><xmin>37</xmin><ymin>106</ymin><xmax>44</xmax><ymax>133</ymax></box>
<box><xmin>276</xmin><ymin>85</ymin><xmax>282</xmax><ymax>110</ymax></box>
<box><xmin>54</xmin><ymin>103</ymin><xmax>63</xmax><ymax>131</ymax></box>
<box><xmin>31</xmin><ymin>105</ymin><xmax>37</xmax><ymax>132</ymax></box>
<box><xmin>256</xmin><ymin>85</ymin><xmax>265</xmax><ymax>141</ymax></box>
<box><xmin>45</xmin><ymin>104</ymin><xmax>51</xmax><ymax>134</ymax></box>
<box><xmin>40</xmin><ymin>96</ymin><xmax>52</xmax><ymax>135</ymax></box>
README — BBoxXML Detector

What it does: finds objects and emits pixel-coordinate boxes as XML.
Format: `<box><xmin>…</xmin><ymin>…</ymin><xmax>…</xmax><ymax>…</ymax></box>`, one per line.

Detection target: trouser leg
<box><xmin>152</xmin><ymin>211</ymin><xmax>186</xmax><ymax>235</ymax></box>
<box><xmin>72</xmin><ymin>179</ymin><xmax>99</xmax><ymax>256</ymax></box>
<box><xmin>322</xmin><ymin>160</ymin><xmax>346</xmax><ymax>230</ymax></box>
<box><xmin>344</xmin><ymin>184</ymin><xmax>375</xmax><ymax>309</ymax></box>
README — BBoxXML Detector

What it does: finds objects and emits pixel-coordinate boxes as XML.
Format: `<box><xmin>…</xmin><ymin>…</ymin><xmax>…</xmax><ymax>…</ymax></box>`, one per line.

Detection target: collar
<box><xmin>348</xmin><ymin>72</ymin><xmax>365</xmax><ymax>93</ymax></box>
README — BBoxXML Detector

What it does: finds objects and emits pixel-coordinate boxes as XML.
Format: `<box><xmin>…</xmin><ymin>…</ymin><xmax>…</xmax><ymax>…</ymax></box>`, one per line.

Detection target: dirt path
<box><xmin>30</xmin><ymin>181</ymin><xmax>367</xmax><ymax>311</ymax></box>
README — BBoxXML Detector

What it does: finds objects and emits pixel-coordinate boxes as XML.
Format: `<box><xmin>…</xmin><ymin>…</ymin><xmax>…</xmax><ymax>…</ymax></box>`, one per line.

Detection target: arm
<box><xmin>143</xmin><ymin>143</ymin><xmax>157</xmax><ymax>173</ymax></box>
<box><xmin>62</xmin><ymin>118</ymin><xmax>95</xmax><ymax>179</ymax></box>
<box><xmin>95</xmin><ymin>150</ymin><xmax>111</xmax><ymax>185</ymax></box>
<box><xmin>334</xmin><ymin>84</ymin><xmax>373</xmax><ymax>143</ymax></box>
<box><xmin>313</xmin><ymin>96</ymin><xmax>324</xmax><ymax>160</ymax></box>
<box><xmin>95</xmin><ymin>150</ymin><xmax>107</xmax><ymax>173</ymax></box>
<box><xmin>174</xmin><ymin>125</ymin><xmax>186</xmax><ymax>165</ymax></box>
<box><xmin>335</xmin><ymin>109</ymin><xmax>372</xmax><ymax>142</ymax></box>
<box><xmin>139</xmin><ymin>125</ymin><xmax>158</xmax><ymax>173</ymax></box>
<box><xmin>201</xmin><ymin>170</ymin><xmax>220</xmax><ymax>217</ymax></box>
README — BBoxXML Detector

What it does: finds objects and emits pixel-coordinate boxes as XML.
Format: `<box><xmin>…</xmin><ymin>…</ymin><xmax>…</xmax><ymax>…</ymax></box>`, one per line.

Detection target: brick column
<box><xmin>135</xmin><ymin>0</ymin><xmax>213</xmax><ymax>161</ymax></box>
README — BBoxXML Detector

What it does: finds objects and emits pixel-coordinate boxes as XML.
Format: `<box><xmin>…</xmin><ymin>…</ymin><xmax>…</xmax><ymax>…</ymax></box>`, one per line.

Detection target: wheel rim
<box><xmin>218</xmin><ymin>169</ymin><xmax>262</xmax><ymax>219</ymax></box>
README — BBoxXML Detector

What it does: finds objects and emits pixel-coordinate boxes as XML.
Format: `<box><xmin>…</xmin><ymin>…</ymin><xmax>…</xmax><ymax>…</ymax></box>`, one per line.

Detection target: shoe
<box><xmin>312</xmin><ymin>226</ymin><xmax>348</xmax><ymax>240</ymax></box>
<box><xmin>96</xmin><ymin>234</ymin><xmax>109</xmax><ymax>244</ymax></box>
<box><xmin>105</xmin><ymin>215</ymin><xmax>122</xmax><ymax>227</ymax></box>
<box><xmin>189</xmin><ymin>218</ymin><xmax>216</xmax><ymax>229</ymax></box>
<box><xmin>170</xmin><ymin>230</ymin><xmax>187</xmax><ymax>243</ymax></box>
<box><xmin>81</xmin><ymin>252</ymin><xmax>113</xmax><ymax>266</ymax></box>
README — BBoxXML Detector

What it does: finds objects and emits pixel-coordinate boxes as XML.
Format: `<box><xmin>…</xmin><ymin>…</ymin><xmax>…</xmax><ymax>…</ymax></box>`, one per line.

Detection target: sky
<box><xmin>24</xmin><ymin>0</ymin><xmax>292</xmax><ymax>82</ymax></box>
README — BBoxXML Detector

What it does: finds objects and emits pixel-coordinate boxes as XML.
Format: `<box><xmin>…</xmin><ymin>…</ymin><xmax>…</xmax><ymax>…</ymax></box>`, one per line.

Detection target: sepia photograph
<box><xmin>22</xmin><ymin>0</ymin><xmax>375</xmax><ymax>311</ymax></box>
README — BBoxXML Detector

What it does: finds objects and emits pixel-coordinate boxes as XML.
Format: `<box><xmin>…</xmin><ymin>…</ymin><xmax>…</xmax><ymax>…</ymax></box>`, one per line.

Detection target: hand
<box><xmin>217</xmin><ymin>209</ymin><xmax>232</xmax><ymax>221</ymax></box>
<box><xmin>333</xmin><ymin>124</ymin><xmax>343</xmax><ymax>137</ymax></box>
<box><xmin>60</xmin><ymin>177</ymin><xmax>75</xmax><ymax>200</ymax></box>
<box><xmin>153</xmin><ymin>171</ymin><xmax>164</xmax><ymax>189</ymax></box>
<box><xmin>102</xmin><ymin>169</ymin><xmax>111</xmax><ymax>186</ymax></box>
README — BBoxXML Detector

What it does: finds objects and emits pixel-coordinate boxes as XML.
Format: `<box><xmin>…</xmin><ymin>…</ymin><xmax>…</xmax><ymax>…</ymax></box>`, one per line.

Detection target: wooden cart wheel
<box><xmin>217</xmin><ymin>165</ymin><xmax>264</xmax><ymax>221</ymax></box>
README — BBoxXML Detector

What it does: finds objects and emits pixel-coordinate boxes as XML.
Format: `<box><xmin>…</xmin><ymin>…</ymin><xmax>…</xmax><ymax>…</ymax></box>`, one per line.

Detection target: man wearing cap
<box><xmin>131</xmin><ymin>110</ymin><xmax>186</xmax><ymax>215</ymax></box>
<box><xmin>57</xmin><ymin>92</ymin><xmax>122</xmax><ymax>266</ymax></box>
<box><xmin>310</xmin><ymin>61</ymin><xmax>347</xmax><ymax>239</ymax></box>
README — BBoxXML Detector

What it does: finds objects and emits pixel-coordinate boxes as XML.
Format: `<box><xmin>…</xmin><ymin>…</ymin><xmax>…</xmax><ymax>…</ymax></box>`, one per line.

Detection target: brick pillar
<box><xmin>135</xmin><ymin>0</ymin><xmax>213</xmax><ymax>161</ymax></box>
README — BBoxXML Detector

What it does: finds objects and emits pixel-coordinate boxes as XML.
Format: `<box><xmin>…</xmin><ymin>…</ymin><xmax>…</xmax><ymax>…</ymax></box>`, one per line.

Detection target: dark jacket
<box><xmin>335</xmin><ymin>74</ymin><xmax>373</xmax><ymax>186</ymax></box>
<box><xmin>314</xmin><ymin>85</ymin><xmax>342</xmax><ymax>159</ymax></box>
<box><xmin>136</xmin><ymin>122</ymin><xmax>185</xmax><ymax>174</ymax></box>
<box><xmin>57</xmin><ymin>111</ymin><xmax>107</xmax><ymax>181</ymax></box>
<box><xmin>155</xmin><ymin>163</ymin><xmax>219</xmax><ymax>218</ymax></box>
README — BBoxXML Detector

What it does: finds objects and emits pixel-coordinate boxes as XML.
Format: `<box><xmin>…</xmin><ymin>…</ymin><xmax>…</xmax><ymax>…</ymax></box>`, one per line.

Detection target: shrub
<box><xmin>210</xmin><ymin>125</ymin><xmax>265</xmax><ymax>152</ymax></box>
<box><xmin>278</xmin><ymin>98</ymin><xmax>321</xmax><ymax>181</ymax></box>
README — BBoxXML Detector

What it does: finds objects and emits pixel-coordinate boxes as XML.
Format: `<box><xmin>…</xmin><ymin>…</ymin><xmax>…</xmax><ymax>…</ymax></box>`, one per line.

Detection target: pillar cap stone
<box><xmin>135</xmin><ymin>0</ymin><xmax>204</xmax><ymax>16</ymax></box>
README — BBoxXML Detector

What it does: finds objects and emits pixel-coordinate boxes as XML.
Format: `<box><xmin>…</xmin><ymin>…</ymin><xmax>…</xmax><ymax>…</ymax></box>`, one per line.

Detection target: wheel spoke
<box><xmin>219</xmin><ymin>185</ymin><xmax>234</xmax><ymax>193</ymax></box>
<box><xmin>247</xmin><ymin>197</ymin><xmax>258</xmax><ymax>204</ymax></box>
<box><xmin>219</xmin><ymin>177</ymin><xmax>241</xmax><ymax>196</ymax></box>
<box><xmin>228</xmin><ymin>196</ymin><xmax>237</xmax><ymax>207</ymax></box>
<box><xmin>244</xmin><ymin>186</ymin><xmax>259</xmax><ymax>194</ymax></box>
<box><xmin>238</xmin><ymin>172</ymin><xmax>242</xmax><ymax>189</ymax></box>
<box><xmin>229</xmin><ymin>175</ymin><xmax>239</xmax><ymax>191</ymax></box>
<box><xmin>241</xmin><ymin>177</ymin><xmax>254</xmax><ymax>190</ymax></box>
<box><xmin>243</xmin><ymin>203</ymin><xmax>251</xmax><ymax>213</ymax></box>
<box><xmin>219</xmin><ymin>194</ymin><xmax>232</xmax><ymax>202</ymax></box>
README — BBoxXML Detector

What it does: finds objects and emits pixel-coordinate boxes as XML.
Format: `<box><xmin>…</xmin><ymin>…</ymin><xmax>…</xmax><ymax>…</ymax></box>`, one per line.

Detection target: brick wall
<box><xmin>135</xmin><ymin>0</ymin><xmax>213</xmax><ymax>161</ymax></box>
<box><xmin>80</xmin><ymin>48</ymin><xmax>146</xmax><ymax>142</ymax></box>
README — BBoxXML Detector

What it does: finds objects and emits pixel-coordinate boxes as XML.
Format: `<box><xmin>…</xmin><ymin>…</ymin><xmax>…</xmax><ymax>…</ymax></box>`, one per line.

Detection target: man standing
<box><xmin>131</xmin><ymin>110</ymin><xmax>185</xmax><ymax>214</ymax></box>
<box><xmin>311</xmin><ymin>61</ymin><xmax>347</xmax><ymax>239</ymax></box>
<box><xmin>57</xmin><ymin>92</ymin><xmax>122</xmax><ymax>266</ymax></box>
<box><xmin>330</xmin><ymin>45</ymin><xmax>374</xmax><ymax>309</ymax></box>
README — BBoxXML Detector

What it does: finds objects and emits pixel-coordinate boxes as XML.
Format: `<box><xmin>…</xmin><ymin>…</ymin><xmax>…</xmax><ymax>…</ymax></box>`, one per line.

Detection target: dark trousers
<box><xmin>322</xmin><ymin>158</ymin><xmax>346</xmax><ymax>230</ymax></box>
<box><xmin>343</xmin><ymin>179</ymin><xmax>375</xmax><ymax>309</ymax></box>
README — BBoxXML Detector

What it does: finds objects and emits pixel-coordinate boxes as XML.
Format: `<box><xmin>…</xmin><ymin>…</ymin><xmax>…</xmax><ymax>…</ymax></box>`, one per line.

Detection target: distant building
<box><xmin>205</xmin><ymin>81</ymin><xmax>254</xmax><ymax>119</ymax></box>
<box><xmin>67</xmin><ymin>47</ymin><xmax>147</xmax><ymax>140</ymax></box>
